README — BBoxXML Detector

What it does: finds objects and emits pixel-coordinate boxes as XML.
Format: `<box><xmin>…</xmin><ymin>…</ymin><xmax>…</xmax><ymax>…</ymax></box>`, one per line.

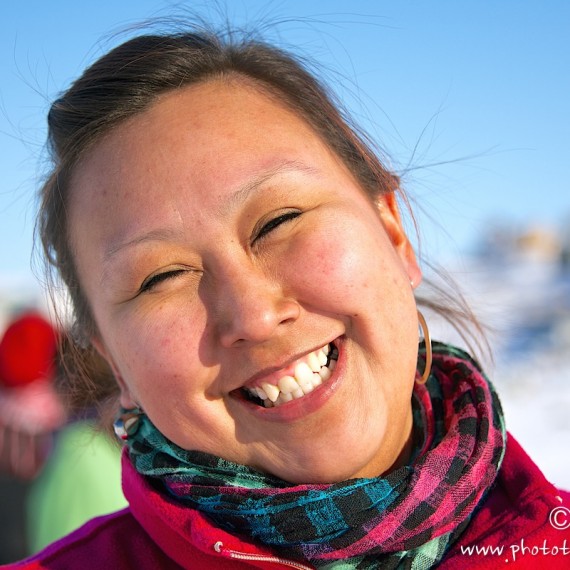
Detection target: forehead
<box><xmin>69</xmin><ymin>78</ymin><xmax>333</xmax><ymax>207</ymax></box>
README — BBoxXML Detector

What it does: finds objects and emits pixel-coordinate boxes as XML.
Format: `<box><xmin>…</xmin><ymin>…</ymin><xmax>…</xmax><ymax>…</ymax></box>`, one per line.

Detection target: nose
<box><xmin>215</xmin><ymin>264</ymin><xmax>300</xmax><ymax>348</ymax></box>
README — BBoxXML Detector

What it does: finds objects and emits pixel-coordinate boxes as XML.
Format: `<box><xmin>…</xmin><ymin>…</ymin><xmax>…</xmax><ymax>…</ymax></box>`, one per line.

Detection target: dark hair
<box><xmin>37</xmin><ymin>26</ymin><xmax>485</xmax><ymax>403</ymax></box>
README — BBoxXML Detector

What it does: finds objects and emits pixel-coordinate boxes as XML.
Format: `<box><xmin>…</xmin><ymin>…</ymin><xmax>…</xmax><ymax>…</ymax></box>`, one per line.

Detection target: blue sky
<box><xmin>1</xmin><ymin>1</ymin><xmax>569</xmax><ymax>293</ymax></box>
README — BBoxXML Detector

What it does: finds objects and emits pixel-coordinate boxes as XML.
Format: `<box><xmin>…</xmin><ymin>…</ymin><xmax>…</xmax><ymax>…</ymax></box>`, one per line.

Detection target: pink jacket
<box><xmin>4</xmin><ymin>434</ymin><xmax>569</xmax><ymax>569</ymax></box>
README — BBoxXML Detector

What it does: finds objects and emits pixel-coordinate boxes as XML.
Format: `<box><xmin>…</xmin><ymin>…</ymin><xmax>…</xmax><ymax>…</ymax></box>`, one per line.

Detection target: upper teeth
<box><xmin>245</xmin><ymin>343</ymin><xmax>337</xmax><ymax>408</ymax></box>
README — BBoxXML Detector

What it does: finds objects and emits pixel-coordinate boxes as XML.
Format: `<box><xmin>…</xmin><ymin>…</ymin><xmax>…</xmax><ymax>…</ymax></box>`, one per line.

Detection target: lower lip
<box><xmin>237</xmin><ymin>338</ymin><xmax>346</xmax><ymax>422</ymax></box>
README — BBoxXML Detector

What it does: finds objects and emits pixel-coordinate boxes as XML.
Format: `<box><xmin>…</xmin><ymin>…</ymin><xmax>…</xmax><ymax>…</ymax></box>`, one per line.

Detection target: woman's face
<box><xmin>69</xmin><ymin>80</ymin><xmax>422</xmax><ymax>483</ymax></box>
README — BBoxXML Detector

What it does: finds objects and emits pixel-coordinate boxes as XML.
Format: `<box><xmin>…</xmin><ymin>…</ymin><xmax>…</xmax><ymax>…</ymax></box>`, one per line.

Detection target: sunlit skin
<box><xmin>68</xmin><ymin>78</ymin><xmax>423</xmax><ymax>484</ymax></box>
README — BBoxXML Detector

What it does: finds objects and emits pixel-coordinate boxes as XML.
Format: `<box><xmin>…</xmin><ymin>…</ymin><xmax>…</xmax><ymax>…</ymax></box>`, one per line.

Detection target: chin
<box><xmin>265</xmin><ymin>442</ymin><xmax>395</xmax><ymax>485</ymax></box>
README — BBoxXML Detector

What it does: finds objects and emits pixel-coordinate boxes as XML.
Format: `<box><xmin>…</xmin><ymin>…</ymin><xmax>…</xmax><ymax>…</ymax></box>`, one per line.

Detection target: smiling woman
<box><xmin>5</xmin><ymin>23</ymin><xmax>569</xmax><ymax>570</ymax></box>
<box><xmin>69</xmin><ymin>79</ymin><xmax>420</xmax><ymax>485</ymax></box>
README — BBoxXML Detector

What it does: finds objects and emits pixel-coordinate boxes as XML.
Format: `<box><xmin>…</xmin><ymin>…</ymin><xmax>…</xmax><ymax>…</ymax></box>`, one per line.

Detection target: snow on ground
<box><xmin>430</xmin><ymin>254</ymin><xmax>570</xmax><ymax>490</ymax></box>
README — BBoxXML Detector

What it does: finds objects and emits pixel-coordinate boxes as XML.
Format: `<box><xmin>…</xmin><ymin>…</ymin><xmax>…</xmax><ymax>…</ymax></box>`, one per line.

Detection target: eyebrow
<box><xmin>103</xmin><ymin>227</ymin><xmax>181</xmax><ymax>263</ymax></box>
<box><xmin>104</xmin><ymin>159</ymin><xmax>319</xmax><ymax>262</ymax></box>
<box><xmin>216</xmin><ymin>159</ymin><xmax>319</xmax><ymax>217</ymax></box>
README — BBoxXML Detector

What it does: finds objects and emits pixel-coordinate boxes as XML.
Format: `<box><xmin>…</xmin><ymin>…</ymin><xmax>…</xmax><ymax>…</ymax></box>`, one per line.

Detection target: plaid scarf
<box><xmin>127</xmin><ymin>343</ymin><xmax>506</xmax><ymax>569</ymax></box>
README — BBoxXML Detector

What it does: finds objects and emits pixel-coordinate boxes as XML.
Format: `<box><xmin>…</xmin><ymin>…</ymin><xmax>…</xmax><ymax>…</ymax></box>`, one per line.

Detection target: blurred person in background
<box><xmin>0</xmin><ymin>311</ymin><xmax>65</xmax><ymax>562</ymax></box>
<box><xmin>0</xmin><ymin>311</ymin><xmax>125</xmax><ymax>561</ymax></box>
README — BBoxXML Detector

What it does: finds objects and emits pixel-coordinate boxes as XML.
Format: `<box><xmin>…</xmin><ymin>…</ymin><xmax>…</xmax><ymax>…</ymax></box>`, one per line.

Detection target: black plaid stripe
<box><xmin>402</xmin><ymin>501</ymin><xmax>437</xmax><ymax>532</ymax></box>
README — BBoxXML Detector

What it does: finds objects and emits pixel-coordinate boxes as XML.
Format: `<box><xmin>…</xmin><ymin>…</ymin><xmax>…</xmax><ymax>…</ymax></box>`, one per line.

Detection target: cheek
<box><xmin>102</xmin><ymin>303</ymin><xmax>206</xmax><ymax>392</ymax></box>
<box><xmin>284</xmin><ymin>221</ymin><xmax>399</xmax><ymax>308</ymax></box>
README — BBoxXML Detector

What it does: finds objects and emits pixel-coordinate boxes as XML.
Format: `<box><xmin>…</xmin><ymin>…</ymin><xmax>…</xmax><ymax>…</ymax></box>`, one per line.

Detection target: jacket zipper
<box><xmin>213</xmin><ymin>541</ymin><xmax>314</xmax><ymax>569</ymax></box>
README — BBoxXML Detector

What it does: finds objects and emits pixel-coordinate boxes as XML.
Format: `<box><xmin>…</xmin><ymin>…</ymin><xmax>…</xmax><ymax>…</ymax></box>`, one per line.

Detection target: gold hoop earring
<box><xmin>417</xmin><ymin>310</ymin><xmax>432</xmax><ymax>384</ymax></box>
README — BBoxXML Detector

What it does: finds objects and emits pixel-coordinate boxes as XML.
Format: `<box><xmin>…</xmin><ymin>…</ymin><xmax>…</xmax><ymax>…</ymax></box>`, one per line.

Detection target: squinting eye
<box><xmin>254</xmin><ymin>211</ymin><xmax>301</xmax><ymax>242</ymax></box>
<box><xmin>140</xmin><ymin>269</ymin><xmax>186</xmax><ymax>293</ymax></box>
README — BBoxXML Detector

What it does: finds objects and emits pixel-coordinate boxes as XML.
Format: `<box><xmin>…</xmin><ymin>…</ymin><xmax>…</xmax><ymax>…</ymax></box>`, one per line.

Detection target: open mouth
<box><xmin>242</xmin><ymin>341</ymin><xmax>339</xmax><ymax>408</ymax></box>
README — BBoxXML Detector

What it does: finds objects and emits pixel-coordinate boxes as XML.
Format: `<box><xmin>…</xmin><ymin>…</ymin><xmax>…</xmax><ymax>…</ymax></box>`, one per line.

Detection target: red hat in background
<box><xmin>0</xmin><ymin>312</ymin><xmax>59</xmax><ymax>389</ymax></box>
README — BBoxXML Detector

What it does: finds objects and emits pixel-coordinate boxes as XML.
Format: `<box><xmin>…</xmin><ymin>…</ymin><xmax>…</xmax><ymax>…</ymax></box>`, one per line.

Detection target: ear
<box><xmin>91</xmin><ymin>336</ymin><xmax>139</xmax><ymax>410</ymax></box>
<box><xmin>376</xmin><ymin>192</ymin><xmax>422</xmax><ymax>288</ymax></box>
